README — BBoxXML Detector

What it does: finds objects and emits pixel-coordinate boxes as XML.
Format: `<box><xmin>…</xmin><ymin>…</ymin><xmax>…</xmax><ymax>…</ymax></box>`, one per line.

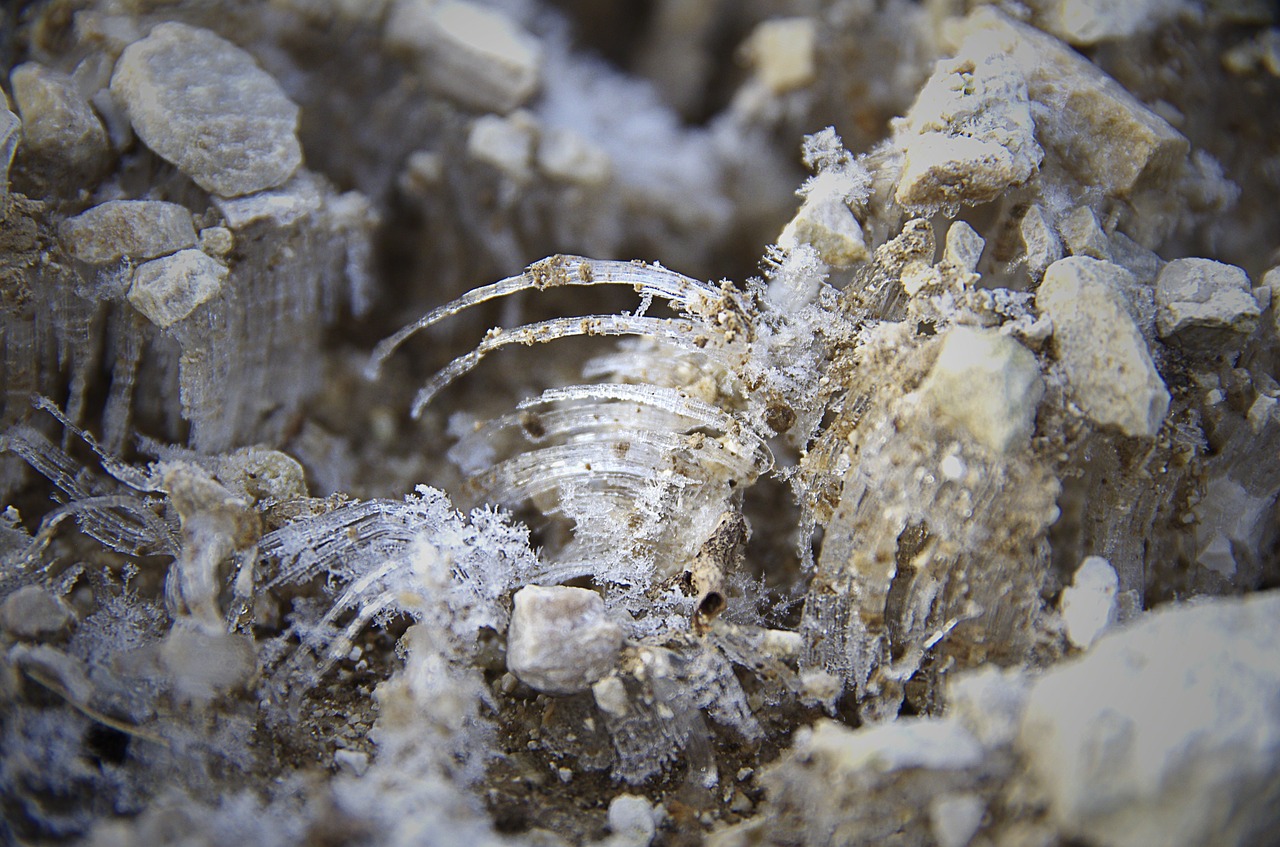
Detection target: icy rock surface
<box><xmin>1037</xmin><ymin>256</ymin><xmax>1170</xmax><ymax>437</ymax></box>
<box><xmin>506</xmin><ymin>585</ymin><xmax>623</xmax><ymax>695</ymax></box>
<box><xmin>111</xmin><ymin>22</ymin><xmax>303</xmax><ymax>197</ymax></box>
<box><xmin>1018</xmin><ymin>590</ymin><xmax>1280</xmax><ymax>847</ymax></box>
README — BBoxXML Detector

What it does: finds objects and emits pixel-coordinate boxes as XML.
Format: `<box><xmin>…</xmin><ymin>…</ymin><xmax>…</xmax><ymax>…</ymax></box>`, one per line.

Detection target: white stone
<box><xmin>1155</xmin><ymin>258</ymin><xmax>1260</xmax><ymax>350</ymax></box>
<box><xmin>943</xmin><ymin>221</ymin><xmax>985</xmax><ymax>274</ymax></box>
<box><xmin>128</xmin><ymin>249</ymin><xmax>228</xmax><ymax>328</ymax></box>
<box><xmin>606</xmin><ymin>794</ymin><xmax>657</xmax><ymax>847</ymax></box>
<box><xmin>929</xmin><ymin>793</ymin><xmax>985</xmax><ymax>847</ymax></box>
<box><xmin>742</xmin><ymin>18</ymin><xmax>817</xmax><ymax>94</ymax></box>
<box><xmin>1018</xmin><ymin>590</ymin><xmax>1280</xmax><ymax>847</ymax></box>
<box><xmin>506</xmin><ymin>585</ymin><xmax>623</xmax><ymax>695</ymax></box>
<box><xmin>159</xmin><ymin>624</ymin><xmax>257</xmax><ymax>705</ymax></box>
<box><xmin>778</xmin><ymin>171</ymin><xmax>868</xmax><ymax>268</ymax></box>
<box><xmin>920</xmin><ymin>326</ymin><xmax>1044</xmax><ymax>454</ymax></box>
<box><xmin>384</xmin><ymin>0</ymin><xmax>541</xmax><ymax>114</ymax></box>
<box><xmin>334</xmin><ymin>748</ymin><xmax>370</xmax><ymax>777</ymax></box>
<box><xmin>111</xmin><ymin>22</ymin><xmax>302</xmax><ymax>197</ymax></box>
<box><xmin>0</xmin><ymin>585</ymin><xmax>75</xmax><ymax>640</ymax></box>
<box><xmin>212</xmin><ymin>172</ymin><xmax>324</xmax><ymax>230</ymax></box>
<box><xmin>895</xmin><ymin>44</ymin><xmax>1042</xmax><ymax>207</ymax></box>
<box><xmin>1037</xmin><ymin>257</ymin><xmax>1170</xmax><ymax>437</ymax></box>
<box><xmin>60</xmin><ymin>200</ymin><xmax>197</xmax><ymax>264</ymax></box>
<box><xmin>1059</xmin><ymin>555</ymin><xmax>1119</xmax><ymax>649</ymax></box>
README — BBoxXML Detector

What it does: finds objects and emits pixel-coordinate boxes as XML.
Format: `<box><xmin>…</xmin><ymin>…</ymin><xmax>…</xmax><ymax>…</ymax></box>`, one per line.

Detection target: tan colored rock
<box><xmin>111</xmin><ymin>22</ymin><xmax>302</xmax><ymax>197</ymax></box>
<box><xmin>956</xmin><ymin>8</ymin><xmax>1188</xmax><ymax>196</ymax></box>
<box><xmin>1155</xmin><ymin>258</ymin><xmax>1260</xmax><ymax>353</ymax></box>
<box><xmin>1037</xmin><ymin>257</ymin><xmax>1170</xmax><ymax>437</ymax></box>
<box><xmin>506</xmin><ymin>585</ymin><xmax>624</xmax><ymax>695</ymax></box>
<box><xmin>1034</xmin><ymin>0</ymin><xmax>1190</xmax><ymax>46</ymax></box>
<box><xmin>384</xmin><ymin>0</ymin><xmax>541</xmax><ymax>114</ymax></box>
<box><xmin>466</xmin><ymin>111</ymin><xmax>537</xmax><ymax>182</ymax></box>
<box><xmin>742</xmin><ymin>18</ymin><xmax>817</xmax><ymax>94</ymax></box>
<box><xmin>9</xmin><ymin>62</ymin><xmax>110</xmax><ymax>183</ymax></box>
<box><xmin>920</xmin><ymin>326</ymin><xmax>1044</xmax><ymax>454</ymax></box>
<box><xmin>779</xmin><ymin>172</ymin><xmax>869</xmax><ymax>268</ymax></box>
<box><xmin>1020</xmin><ymin>204</ymin><xmax>1063</xmax><ymax>279</ymax></box>
<box><xmin>60</xmin><ymin>200</ymin><xmax>197</xmax><ymax>264</ymax></box>
<box><xmin>895</xmin><ymin>44</ymin><xmax>1042</xmax><ymax>207</ymax></box>
<box><xmin>942</xmin><ymin>221</ymin><xmax>984</xmax><ymax>274</ymax></box>
<box><xmin>1059</xmin><ymin>206</ymin><xmax>1111</xmax><ymax>260</ymax></box>
<box><xmin>128</xmin><ymin>249</ymin><xmax>228</xmax><ymax>328</ymax></box>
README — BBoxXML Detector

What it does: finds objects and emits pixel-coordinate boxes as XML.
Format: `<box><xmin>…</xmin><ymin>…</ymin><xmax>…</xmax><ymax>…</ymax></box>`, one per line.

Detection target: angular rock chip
<box><xmin>920</xmin><ymin>326</ymin><xmax>1044</xmax><ymax>454</ymax></box>
<box><xmin>957</xmin><ymin>8</ymin><xmax>1188</xmax><ymax>196</ymax></box>
<box><xmin>128</xmin><ymin>249</ymin><xmax>228</xmax><ymax>328</ymax></box>
<box><xmin>1037</xmin><ymin>257</ymin><xmax>1170</xmax><ymax>437</ymax></box>
<box><xmin>9</xmin><ymin>62</ymin><xmax>110</xmax><ymax>183</ymax></box>
<box><xmin>779</xmin><ymin>172</ymin><xmax>869</xmax><ymax>268</ymax></box>
<box><xmin>895</xmin><ymin>44</ymin><xmax>1042</xmax><ymax>207</ymax></box>
<box><xmin>1019</xmin><ymin>590</ymin><xmax>1280</xmax><ymax>847</ymax></box>
<box><xmin>0</xmin><ymin>107</ymin><xmax>19</xmax><ymax>204</ymax></box>
<box><xmin>1</xmin><ymin>585</ymin><xmax>75</xmax><ymax>640</ymax></box>
<box><xmin>1155</xmin><ymin>258</ymin><xmax>1260</xmax><ymax>353</ymax></box>
<box><xmin>1020</xmin><ymin>204</ymin><xmax>1063</xmax><ymax>280</ymax></box>
<box><xmin>1058</xmin><ymin>555</ymin><xmax>1119</xmax><ymax>649</ymax></box>
<box><xmin>506</xmin><ymin>585</ymin><xmax>623</xmax><ymax>695</ymax></box>
<box><xmin>60</xmin><ymin>199</ymin><xmax>197</xmax><ymax>264</ymax></box>
<box><xmin>110</xmin><ymin>22</ymin><xmax>302</xmax><ymax>197</ymax></box>
<box><xmin>384</xmin><ymin>0</ymin><xmax>541</xmax><ymax>114</ymax></box>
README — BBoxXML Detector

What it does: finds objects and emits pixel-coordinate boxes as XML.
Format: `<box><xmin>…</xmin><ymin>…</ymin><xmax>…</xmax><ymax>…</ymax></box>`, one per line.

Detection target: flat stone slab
<box><xmin>111</xmin><ymin>22</ymin><xmax>302</xmax><ymax>197</ymax></box>
<box><xmin>61</xmin><ymin>199</ymin><xmax>197</xmax><ymax>264</ymax></box>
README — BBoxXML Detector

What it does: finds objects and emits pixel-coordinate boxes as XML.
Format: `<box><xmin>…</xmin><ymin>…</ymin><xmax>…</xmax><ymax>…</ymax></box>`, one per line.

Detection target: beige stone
<box><xmin>60</xmin><ymin>200</ymin><xmax>197</xmax><ymax>264</ymax></box>
<box><xmin>742</xmin><ymin>18</ymin><xmax>817</xmax><ymax>94</ymax></box>
<box><xmin>128</xmin><ymin>249</ymin><xmax>228</xmax><ymax>328</ymax></box>
<box><xmin>1037</xmin><ymin>257</ymin><xmax>1169</xmax><ymax>437</ymax></box>
<box><xmin>1155</xmin><ymin>258</ymin><xmax>1260</xmax><ymax>353</ymax></box>
<box><xmin>9</xmin><ymin>62</ymin><xmax>110</xmax><ymax>183</ymax></box>
<box><xmin>506</xmin><ymin>585</ymin><xmax>624</xmax><ymax>695</ymax></box>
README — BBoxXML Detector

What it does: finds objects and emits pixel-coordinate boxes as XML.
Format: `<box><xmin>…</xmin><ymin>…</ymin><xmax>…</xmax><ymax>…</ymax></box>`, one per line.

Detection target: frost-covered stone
<box><xmin>1059</xmin><ymin>555</ymin><xmax>1118</xmax><ymax>649</ymax></box>
<box><xmin>111</xmin><ymin>23</ymin><xmax>302</xmax><ymax>197</ymax></box>
<box><xmin>894</xmin><ymin>44</ymin><xmax>1042</xmax><ymax>207</ymax></box>
<box><xmin>1037</xmin><ymin>257</ymin><xmax>1170</xmax><ymax>437</ymax></box>
<box><xmin>1018</xmin><ymin>590</ymin><xmax>1280</xmax><ymax>847</ymax></box>
<box><xmin>60</xmin><ymin>200</ymin><xmax>197</xmax><ymax>264</ymax></box>
<box><xmin>779</xmin><ymin>171</ymin><xmax>868</xmax><ymax>268</ymax></box>
<box><xmin>384</xmin><ymin>0</ymin><xmax>541</xmax><ymax>114</ymax></box>
<box><xmin>506</xmin><ymin>585</ymin><xmax>623</xmax><ymax>695</ymax></box>
<box><xmin>742</xmin><ymin>17</ymin><xmax>817</xmax><ymax>94</ymax></box>
<box><xmin>1155</xmin><ymin>258</ymin><xmax>1260</xmax><ymax>352</ymax></box>
<box><xmin>9</xmin><ymin>62</ymin><xmax>110</xmax><ymax>183</ymax></box>
<box><xmin>128</xmin><ymin>249</ymin><xmax>228</xmax><ymax>328</ymax></box>
<box><xmin>920</xmin><ymin>326</ymin><xmax>1043</xmax><ymax>454</ymax></box>
<box><xmin>956</xmin><ymin>9</ymin><xmax>1188</xmax><ymax>196</ymax></box>
<box><xmin>0</xmin><ymin>585</ymin><xmax>75</xmax><ymax>640</ymax></box>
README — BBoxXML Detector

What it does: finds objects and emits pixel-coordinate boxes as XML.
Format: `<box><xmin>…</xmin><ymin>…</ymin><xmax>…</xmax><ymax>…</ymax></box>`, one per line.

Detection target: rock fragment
<box><xmin>920</xmin><ymin>326</ymin><xmax>1043</xmax><ymax>454</ymax></box>
<box><xmin>1034</xmin><ymin>0</ymin><xmax>1190</xmax><ymax>46</ymax></box>
<box><xmin>128</xmin><ymin>249</ymin><xmax>228</xmax><ymax>328</ymax></box>
<box><xmin>0</xmin><ymin>106</ymin><xmax>19</xmax><ymax>205</ymax></box>
<box><xmin>1059</xmin><ymin>206</ymin><xmax>1111</xmax><ymax>260</ymax></box>
<box><xmin>506</xmin><ymin>585</ymin><xmax>624</xmax><ymax>695</ymax></box>
<box><xmin>60</xmin><ymin>200</ymin><xmax>197</xmax><ymax>264</ymax></box>
<box><xmin>9</xmin><ymin>62</ymin><xmax>110</xmax><ymax>184</ymax></box>
<box><xmin>894</xmin><ymin>44</ymin><xmax>1042</xmax><ymax>207</ymax></box>
<box><xmin>956</xmin><ymin>8</ymin><xmax>1188</xmax><ymax>196</ymax></box>
<box><xmin>0</xmin><ymin>586</ymin><xmax>75</xmax><ymax>640</ymax></box>
<box><xmin>942</xmin><ymin>221</ymin><xmax>984</xmax><ymax>274</ymax></box>
<box><xmin>605</xmin><ymin>794</ymin><xmax>657</xmax><ymax>847</ymax></box>
<box><xmin>1058</xmin><ymin>555</ymin><xmax>1118</xmax><ymax>649</ymax></box>
<box><xmin>110</xmin><ymin>22</ymin><xmax>303</xmax><ymax>197</ymax></box>
<box><xmin>1037</xmin><ymin>257</ymin><xmax>1170</xmax><ymax>437</ymax></box>
<box><xmin>159</xmin><ymin>624</ymin><xmax>257</xmax><ymax>705</ymax></box>
<box><xmin>384</xmin><ymin>0</ymin><xmax>541</xmax><ymax>114</ymax></box>
<box><xmin>1020</xmin><ymin>205</ymin><xmax>1063</xmax><ymax>279</ymax></box>
<box><xmin>1018</xmin><ymin>590</ymin><xmax>1280</xmax><ymax>847</ymax></box>
<box><xmin>1155</xmin><ymin>258</ymin><xmax>1260</xmax><ymax>353</ymax></box>
<box><xmin>779</xmin><ymin>171</ymin><xmax>869</xmax><ymax>268</ymax></box>
<box><xmin>741</xmin><ymin>18</ymin><xmax>817</xmax><ymax>94</ymax></box>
